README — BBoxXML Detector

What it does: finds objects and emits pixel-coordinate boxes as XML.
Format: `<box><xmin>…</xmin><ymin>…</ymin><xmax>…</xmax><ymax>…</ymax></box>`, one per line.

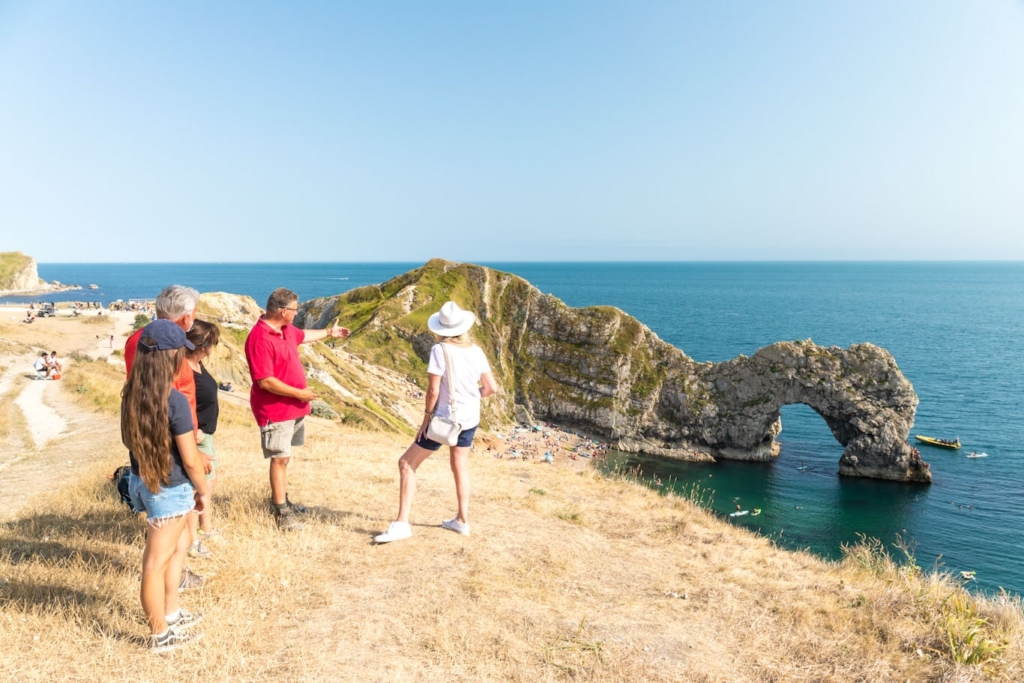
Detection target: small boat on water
<box><xmin>729</xmin><ymin>510</ymin><xmax>749</xmax><ymax>517</ymax></box>
<box><xmin>915</xmin><ymin>435</ymin><xmax>961</xmax><ymax>449</ymax></box>
<box><xmin>966</xmin><ymin>452</ymin><xmax>989</xmax><ymax>459</ymax></box>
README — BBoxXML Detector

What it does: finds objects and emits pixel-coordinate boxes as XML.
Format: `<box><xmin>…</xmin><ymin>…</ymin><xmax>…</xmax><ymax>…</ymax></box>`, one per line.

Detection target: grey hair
<box><xmin>155</xmin><ymin>285</ymin><xmax>200</xmax><ymax>320</ymax></box>
<box><xmin>266</xmin><ymin>288</ymin><xmax>299</xmax><ymax>314</ymax></box>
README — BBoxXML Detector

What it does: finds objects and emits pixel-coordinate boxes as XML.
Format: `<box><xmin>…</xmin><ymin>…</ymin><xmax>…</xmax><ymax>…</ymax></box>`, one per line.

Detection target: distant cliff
<box><xmin>296</xmin><ymin>259</ymin><xmax>931</xmax><ymax>483</ymax></box>
<box><xmin>0</xmin><ymin>251</ymin><xmax>80</xmax><ymax>296</ymax></box>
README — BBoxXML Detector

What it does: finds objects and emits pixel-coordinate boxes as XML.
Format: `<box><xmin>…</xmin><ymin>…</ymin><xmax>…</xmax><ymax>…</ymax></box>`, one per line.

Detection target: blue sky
<box><xmin>1</xmin><ymin>1</ymin><xmax>1022</xmax><ymax>262</ymax></box>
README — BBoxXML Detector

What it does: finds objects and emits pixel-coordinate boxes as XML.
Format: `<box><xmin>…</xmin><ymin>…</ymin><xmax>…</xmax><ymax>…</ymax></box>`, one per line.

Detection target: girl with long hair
<box><xmin>122</xmin><ymin>319</ymin><xmax>210</xmax><ymax>652</ymax></box>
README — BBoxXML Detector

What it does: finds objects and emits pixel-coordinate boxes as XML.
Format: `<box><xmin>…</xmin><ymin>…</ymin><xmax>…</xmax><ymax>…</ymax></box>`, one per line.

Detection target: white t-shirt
<box><xmin>428</xmin><ymin>342</ymin><xmax>491</xmax><ymax>429</ymax></box>
<box><xmin>34</xmin><ymin>357</ymin><xmax>47</xmax><ymax>371</ymax></box>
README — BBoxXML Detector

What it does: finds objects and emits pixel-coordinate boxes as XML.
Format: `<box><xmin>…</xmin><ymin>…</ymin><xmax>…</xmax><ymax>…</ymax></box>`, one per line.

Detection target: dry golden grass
<box><xmin>0</xmin><ymin>364</ymin><xmax>28</xmax><ymax>445</ymax></box>
<box><xmin>1</xmin><ymin>334</ymin><xmax>1021</xmax><ymax>682</ymax></box>
<box><xmin>1</xmin><ymin>407</ymin><xmax>1021</xmax><ymax>682</ymax></box>
<box><xmin>62</xmin><ymin>354</ymin><xmax>129</xmax><ymax>416</ymax></box>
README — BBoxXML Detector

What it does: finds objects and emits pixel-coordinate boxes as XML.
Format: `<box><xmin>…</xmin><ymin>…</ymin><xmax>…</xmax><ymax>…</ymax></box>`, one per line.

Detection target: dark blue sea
<box><xmin>7</xmin><ymin>262</ymin><xmax>1023</xmax><ymax>595</ymax></box>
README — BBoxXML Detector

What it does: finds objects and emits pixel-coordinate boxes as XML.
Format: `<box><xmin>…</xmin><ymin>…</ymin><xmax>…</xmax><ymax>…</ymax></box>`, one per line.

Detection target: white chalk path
<box><xmin>14</xmin><ymin>375</ymin><xmax>68</xmax><ymax>450</ymax></box>
<box><xmin>0</xmin><ymin>354</ymin><xmax>120</xmax><ymax>521</ymax></box>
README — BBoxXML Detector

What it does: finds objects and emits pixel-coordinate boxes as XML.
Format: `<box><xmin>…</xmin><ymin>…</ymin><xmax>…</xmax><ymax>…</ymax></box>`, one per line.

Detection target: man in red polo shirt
<box><xmin>245</xmin><ymin>287</ymin><xmax>349</xmax><ymax>531</ymax></box>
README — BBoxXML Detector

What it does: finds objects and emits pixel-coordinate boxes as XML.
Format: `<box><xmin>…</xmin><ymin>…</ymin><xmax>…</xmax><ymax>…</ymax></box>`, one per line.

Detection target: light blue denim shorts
<box><xmin>128</xmin><ymin>473</ymin><xmax>195</xmax><ymax>527</ymax></box>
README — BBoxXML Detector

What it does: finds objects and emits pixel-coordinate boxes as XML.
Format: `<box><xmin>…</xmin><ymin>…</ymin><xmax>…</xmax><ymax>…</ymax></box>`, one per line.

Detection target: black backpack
<box><xmin>110</xmin><ymin>464</ymin><xmax>141</xmax><ymax>513</ymax></box>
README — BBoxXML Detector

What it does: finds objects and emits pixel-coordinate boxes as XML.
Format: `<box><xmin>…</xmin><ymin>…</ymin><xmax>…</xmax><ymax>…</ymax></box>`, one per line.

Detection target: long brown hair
<box><xmin>121</xmin><ymin>346</ymin><xmax>185</xmax><ymax>493</ymax></box>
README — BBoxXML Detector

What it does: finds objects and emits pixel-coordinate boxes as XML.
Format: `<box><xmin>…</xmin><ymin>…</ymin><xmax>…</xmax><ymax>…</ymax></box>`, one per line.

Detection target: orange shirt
<box><xmin>125</xmin><ymin>327</ymin><xmax>199</xmax><ymax>434</ymax></box>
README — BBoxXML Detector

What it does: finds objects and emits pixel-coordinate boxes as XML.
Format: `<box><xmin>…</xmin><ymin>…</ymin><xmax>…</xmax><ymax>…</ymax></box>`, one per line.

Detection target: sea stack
<box><xmin>297</xmin><ymin>259</ymin><xmax>931</xmax><ymax>483</ymax></box>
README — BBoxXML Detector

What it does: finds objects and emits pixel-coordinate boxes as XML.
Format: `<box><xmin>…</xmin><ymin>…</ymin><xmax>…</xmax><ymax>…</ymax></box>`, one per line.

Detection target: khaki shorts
<box><xmin>260</xmin><ymin>417</ymin><xmax>305</xmax><ymax>459</ymax></box>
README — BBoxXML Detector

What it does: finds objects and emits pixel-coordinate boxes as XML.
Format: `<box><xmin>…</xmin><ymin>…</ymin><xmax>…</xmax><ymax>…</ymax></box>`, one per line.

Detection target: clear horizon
<box><xmin>30</xmin><ymin>258</ymin><xmax>1024</xmax><ymax>265</ymax></box>
<box><xmin>3</xmin><ymin>2</ymin><xmax>1023</xmax><ymax>262</ymax></box>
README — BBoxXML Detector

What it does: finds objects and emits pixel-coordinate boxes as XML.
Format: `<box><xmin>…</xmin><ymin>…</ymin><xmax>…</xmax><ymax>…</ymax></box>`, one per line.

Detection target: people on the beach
<box><xmin>120</xmin><ymin>319</ymin><xmax>209</xmax><ymax>652</ymax></box>
<box><xmin>244</xmin><ymin>288</ymin><xmax>349</xmax><ymax>531</ymax></box>
<box><xmin>186</xmin><ymin>319</ymin><xmax>222</xmax><ymax>555</ymax></box>
<box><xmin>375</xmin><ymin>301</ymin><xmax>498</xmax><ymax>543</ymax></box>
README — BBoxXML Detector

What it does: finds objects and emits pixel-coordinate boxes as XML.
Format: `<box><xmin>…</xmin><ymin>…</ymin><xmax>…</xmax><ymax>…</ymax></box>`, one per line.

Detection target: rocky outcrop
<box><xmin>195</xmin><ymin>292</ymin><xmax>264</xmax><ymax>390</ymax></box>
<box><xmin>0</xmin><ymin>251</ymin><xmax>81</xmax><ymax>296</ymax></box>
<box><xmin>297</xmin><ymin>259</ymin><xmax>931</xmax><ymax>483</ymax></box>
<box><xmin>197</xmin><ymin>292</ymin><xmax>263</xmax><ymax>328</ymax></box>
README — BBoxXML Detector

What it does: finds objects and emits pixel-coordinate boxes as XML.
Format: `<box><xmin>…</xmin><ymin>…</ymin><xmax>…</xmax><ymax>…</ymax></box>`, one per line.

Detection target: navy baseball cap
<box><xmin>138</xmin><ymin>319</ymin><xmax>195</xmax><ymax>352</ymax></box>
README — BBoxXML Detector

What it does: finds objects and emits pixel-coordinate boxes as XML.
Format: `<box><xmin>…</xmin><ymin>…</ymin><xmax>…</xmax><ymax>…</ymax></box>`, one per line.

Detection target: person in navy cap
<box><xmin>121</xmin><ymin>319</ymin><xmax>211</xmax><ymax>652</ymax></box>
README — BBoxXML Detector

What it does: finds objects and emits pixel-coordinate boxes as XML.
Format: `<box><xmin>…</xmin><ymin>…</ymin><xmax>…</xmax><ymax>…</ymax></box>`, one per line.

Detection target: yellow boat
<box><xmin>915</xmin><ymin>435</ymin><xmax>961</xmax><ymax>449</ymax></box>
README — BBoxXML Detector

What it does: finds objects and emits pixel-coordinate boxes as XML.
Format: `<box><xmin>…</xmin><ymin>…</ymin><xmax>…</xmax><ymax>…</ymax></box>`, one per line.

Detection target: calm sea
<box><xmin>8</xmin><ymin>262</ymin><xmax>1023</xmax><ymax>595</ymax></box>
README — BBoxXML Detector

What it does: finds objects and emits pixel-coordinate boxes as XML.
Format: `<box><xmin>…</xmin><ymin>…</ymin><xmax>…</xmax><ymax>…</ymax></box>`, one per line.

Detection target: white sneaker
<box><xmin>374</xmin><ymin>521</ymin><xmax>412</xmax><ymax>543</ymax></box>
<box><xmin>441</xmin><ymin>518</ymin><xmax>470</xmax><ymax>536</ymax></box>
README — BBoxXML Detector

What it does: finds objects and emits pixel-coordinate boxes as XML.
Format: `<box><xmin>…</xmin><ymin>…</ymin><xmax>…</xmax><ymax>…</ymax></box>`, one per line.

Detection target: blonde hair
<box><xmin>440</xmin><ymin>330</ymin><xmax>472</xmax><ymax>346</ymax></box>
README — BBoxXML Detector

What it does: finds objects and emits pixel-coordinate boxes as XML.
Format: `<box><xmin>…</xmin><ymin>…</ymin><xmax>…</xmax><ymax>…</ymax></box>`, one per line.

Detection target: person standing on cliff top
<box><xmin>374</xmin><ymin>301</ymin><xmax>499</xmax><ymax>544</ymax></box>
<box><xmin>244</xmin><ymin>288</ymin><xmax>349</xmax><ymax>531</ymax></box>
<box><xmin>125</xmin><ymin>285</ymin><xmax>212</xmax><ymax>576</ymax></box>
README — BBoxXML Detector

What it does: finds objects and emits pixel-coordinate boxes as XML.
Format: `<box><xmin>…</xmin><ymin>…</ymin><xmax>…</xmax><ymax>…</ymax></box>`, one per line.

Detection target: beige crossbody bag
<box><xmin>425</xmin><ymin>342</ymin><xmax>462</xmax><ymax>446</ymax></box>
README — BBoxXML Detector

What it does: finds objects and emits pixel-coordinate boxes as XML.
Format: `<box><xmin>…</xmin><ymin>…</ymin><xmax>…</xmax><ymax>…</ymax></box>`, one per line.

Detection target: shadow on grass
<box><xmin>0</xmin><ymin>573</ymin><xmax>143</xmax><ymax>645</ymax></box>
<box><xmin>2</xmin><ymin>508</ymin><xmax>145</xmax><ymax>546</ymax></box>
<box><xmin>0</xmin><ymin>509</ymin><xmax>144</xmax><ymax>642</ymax></box>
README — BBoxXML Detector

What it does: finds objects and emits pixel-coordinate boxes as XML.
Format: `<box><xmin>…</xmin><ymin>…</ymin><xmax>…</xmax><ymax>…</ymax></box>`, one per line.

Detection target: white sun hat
<box><xmin>427</xmin><ymin>301</ymin><xmax>476</xmax><ymax>337</ymax></box>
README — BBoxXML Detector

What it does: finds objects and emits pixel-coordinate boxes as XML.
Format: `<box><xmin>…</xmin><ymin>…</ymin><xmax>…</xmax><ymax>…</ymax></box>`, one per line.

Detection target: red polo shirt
<box><xmin>125</xmin><ymin>326</ymin><xmax>199</xmax><ymax>434</ymax></box>
<box><xmin>245</xmin><ymin>317</ymin><xmax>309</xmax><ymax>426</ymax></box>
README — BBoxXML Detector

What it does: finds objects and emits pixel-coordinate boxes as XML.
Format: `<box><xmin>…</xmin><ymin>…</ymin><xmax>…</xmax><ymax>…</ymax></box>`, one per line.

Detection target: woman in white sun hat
<box><xmin>375</xmin><ymin>301</ymin><xmax>499</xmax><ymax>543</ymax></box>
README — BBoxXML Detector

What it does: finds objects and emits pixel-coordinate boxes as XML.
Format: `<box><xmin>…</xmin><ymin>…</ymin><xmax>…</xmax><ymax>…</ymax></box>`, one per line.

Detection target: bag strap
<box><xmin>439</xmin><ymin>342</ymin><xmax>458</xmax><ymax>420</ymax></box>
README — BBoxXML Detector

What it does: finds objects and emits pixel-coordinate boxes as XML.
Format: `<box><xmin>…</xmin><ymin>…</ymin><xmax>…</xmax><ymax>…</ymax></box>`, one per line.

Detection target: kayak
<box><xmin>915</xmin><ymin>435</ymin><xmax>961</xmax><ymax>449</ymax></box>
<box><xmin>796</xmin><ymin>465</ymin><xmax>809</xmax><ymax>471</ymax></box>
<box><xmin>729</xmin><ymin>510</ymin><xmax>749</xmax><ymax>517</ymax></box>
<box><xmin>751</xmin><ymin>509</ymin><xmax>762</xmax><ymax>516</ymax></box>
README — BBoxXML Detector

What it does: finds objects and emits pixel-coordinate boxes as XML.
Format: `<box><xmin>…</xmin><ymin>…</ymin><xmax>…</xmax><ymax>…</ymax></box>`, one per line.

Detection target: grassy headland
<box><xmin>0</xmin><ymin>251</ymin><xmax>33</xmax><ymax>290</ymax></box>
<box><xmin>0</xmin><ymin>313</ymin><xmax>1021</xmax><ymax>682</ymax></box>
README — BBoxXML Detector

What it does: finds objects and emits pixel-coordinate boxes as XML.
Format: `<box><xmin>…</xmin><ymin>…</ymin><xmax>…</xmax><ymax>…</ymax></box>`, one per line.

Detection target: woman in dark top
<box><xmin>122</xmin><ymin>319</ymin><xmax>209</xmax><ymax>653</ymax></box>
<box><xmin>186</xmin><ymin>319</ymin><xmax>222</xmax><ymax>551</ymax></box>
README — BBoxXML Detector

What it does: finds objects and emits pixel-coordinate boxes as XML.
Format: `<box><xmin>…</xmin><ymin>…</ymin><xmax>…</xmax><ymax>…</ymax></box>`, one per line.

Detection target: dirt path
<box><xmin>13</xmin><ymin>371</ymin><xmax>68</xmax><ymax>450</ymax></box>
<box><xmin>0</xmin><ymin>308</ymin><xmax>135</xmax><ymax>522</ymax></box>
<box><xmin>0</xmin><ymin>378</ymin><xmax>119</xmax><ymax>522</ymax></box>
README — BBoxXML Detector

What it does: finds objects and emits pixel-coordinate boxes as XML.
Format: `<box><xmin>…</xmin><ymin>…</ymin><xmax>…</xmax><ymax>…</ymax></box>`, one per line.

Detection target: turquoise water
<box><xmin>11</xmin><ymin>261</ymin><xmax>1024</xmax><ymax>594</ymax></box>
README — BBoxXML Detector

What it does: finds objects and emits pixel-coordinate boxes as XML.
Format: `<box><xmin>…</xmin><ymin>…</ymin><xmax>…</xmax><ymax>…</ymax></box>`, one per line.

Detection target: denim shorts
<box><xmin>128</xmin><ymin>473</ymin><xmax>195</xmax><ymax>527</ymax></box>
<box><xmin>415</xmin><ymin>425</ymin><xmax>478</xmax><ymax>451</ymax></box>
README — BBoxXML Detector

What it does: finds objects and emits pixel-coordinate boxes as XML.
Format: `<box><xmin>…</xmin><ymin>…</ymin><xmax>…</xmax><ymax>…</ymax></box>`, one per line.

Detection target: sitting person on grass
<box><xmin>33</xmin><ymin>352</ymin><xmax>50</xmax><ymax>377</ymax></box>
